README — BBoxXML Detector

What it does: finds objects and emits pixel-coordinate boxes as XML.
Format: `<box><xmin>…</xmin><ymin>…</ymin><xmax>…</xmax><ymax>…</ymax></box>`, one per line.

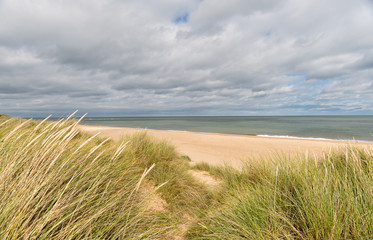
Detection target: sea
<box><xmin>81</xmin><ymin>116</ymin><xmax>373</xmax><ymax>142</ymax></box>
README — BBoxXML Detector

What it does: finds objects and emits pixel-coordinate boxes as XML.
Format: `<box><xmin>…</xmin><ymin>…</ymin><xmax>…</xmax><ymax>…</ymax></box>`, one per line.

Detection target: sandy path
<box><xmin>79</xmin><ymin>125</ymin><xmax>373</xmax><ymax>168</ymax></box>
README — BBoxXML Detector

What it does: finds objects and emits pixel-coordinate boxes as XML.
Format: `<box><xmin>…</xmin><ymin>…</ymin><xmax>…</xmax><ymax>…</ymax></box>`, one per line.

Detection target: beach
<box><xmin>79</xmin><ymin>125</ymin><xmax>373</xmax><ymax>168</ymax></box>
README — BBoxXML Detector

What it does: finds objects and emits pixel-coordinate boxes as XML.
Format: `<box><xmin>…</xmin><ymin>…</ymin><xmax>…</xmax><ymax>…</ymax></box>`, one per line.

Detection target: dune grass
<box><xmin>123</xmin><ymin>132</ymin><xmax>218</xmax><ymax>222</ymax></box>
<box><xmin>0</xmin><ymin>115</ymin><xmax>179</xmax><ymax>239</ymax></box>
<box><xmin>189</xmin><ymin>148</ymin><xmax>373</xmax><ymax>239</ymax></box>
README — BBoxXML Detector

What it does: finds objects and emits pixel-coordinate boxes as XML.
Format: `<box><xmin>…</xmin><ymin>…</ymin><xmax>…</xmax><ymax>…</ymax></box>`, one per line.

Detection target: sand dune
<box><xmin>79</xmin><ymin>125</ymin><xmax>373</xmax><ymax>168</ymax></box>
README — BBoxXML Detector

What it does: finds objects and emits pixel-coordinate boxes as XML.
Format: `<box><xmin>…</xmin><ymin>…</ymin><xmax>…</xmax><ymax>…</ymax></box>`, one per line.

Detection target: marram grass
<box><xmin>0</xmin><ymin>116</ymin><xmax>175</xmax><ymax>239</ymax></box>
<box><xmin>189</xmin><ymin>148</ymin><xmax>373</xmax><ymax>239</ymax></box>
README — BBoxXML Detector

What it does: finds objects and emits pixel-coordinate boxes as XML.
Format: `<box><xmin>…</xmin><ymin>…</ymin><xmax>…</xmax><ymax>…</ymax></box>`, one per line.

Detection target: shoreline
<box><xmin>79</xmin><ymin>125</ymin><xmax>373</xmax><ymax>168</ymax></box>
<box><xmin>81</xmin><ymin>124</ymin><xmax>372</xmax><ymax>143</ymax></box>
<box><xmin>167</xmin><ymin>130</ymin><xmax>373</xmax><ymax>143</ymax></box>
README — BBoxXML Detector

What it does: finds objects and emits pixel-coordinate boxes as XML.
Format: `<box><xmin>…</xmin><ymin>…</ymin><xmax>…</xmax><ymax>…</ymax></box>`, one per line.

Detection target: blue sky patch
<box><xmin>174</xmin><ymin>13</ymin><xmax>189</xmax><ymax>23</ymax></box>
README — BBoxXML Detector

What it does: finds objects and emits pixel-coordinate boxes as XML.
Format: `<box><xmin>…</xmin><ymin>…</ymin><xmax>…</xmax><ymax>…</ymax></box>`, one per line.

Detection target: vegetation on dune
<box><xmin>132</xmin><ymin>133</ymin><xmax>215</xmax><ymax>203</ymax></box>
<box><xmin>123</xmin><ymin>132</ymin><xmax>218</xmax><ymax>228</ymax></box>
<box><xmin>0</xmin><ymin>114</ymin><xmax>10</xmax><ymax>120</ymax></box>
<box><xmin>0</xmin><ymin>115</ymin><xmax>182</xmax><ymax>239</ymax></box>
<box><xmin>1</xmin><ymin>114</ymin><xmax>373</xmax><ymax>239</ymax></box>
<box><xmin>189</xmin><ymin>149</ymin><xmax>373</xmax><ymax>239</ymax></box>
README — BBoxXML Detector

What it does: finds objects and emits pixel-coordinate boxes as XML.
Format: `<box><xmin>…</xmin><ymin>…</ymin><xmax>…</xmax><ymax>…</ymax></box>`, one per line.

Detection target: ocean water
<box><xmin>81</xmin><ymin>116</ymin><xmax>373</xmax><ymax>142</ymax></box>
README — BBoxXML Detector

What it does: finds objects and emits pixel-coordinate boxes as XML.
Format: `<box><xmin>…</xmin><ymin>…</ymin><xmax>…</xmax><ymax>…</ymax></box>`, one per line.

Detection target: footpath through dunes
<box><xmin>79</xmin><ymin>125</ymin><xmax>373</xmax><ymax>168</ymax></box>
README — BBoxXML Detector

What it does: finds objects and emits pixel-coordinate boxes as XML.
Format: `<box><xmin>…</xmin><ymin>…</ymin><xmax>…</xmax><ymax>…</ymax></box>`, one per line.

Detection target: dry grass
<box><xmin>0</xmin><ymin>115</ymin><xmax>175</xmax><ymax>239</ymax></box>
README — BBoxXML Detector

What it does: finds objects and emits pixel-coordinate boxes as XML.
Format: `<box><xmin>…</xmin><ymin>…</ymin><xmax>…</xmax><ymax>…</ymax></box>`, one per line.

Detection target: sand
<box><xmin>78</xmin><ymin>125</ymin><xmax>373</xmax><ymax>168</ymax></box>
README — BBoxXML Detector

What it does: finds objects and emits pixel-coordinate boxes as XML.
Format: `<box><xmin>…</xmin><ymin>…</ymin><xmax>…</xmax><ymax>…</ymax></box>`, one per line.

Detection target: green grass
<box><xmin>189</xmin><ymin>148</ymin><xmax>373</xmax><ymax>239</ymax></box>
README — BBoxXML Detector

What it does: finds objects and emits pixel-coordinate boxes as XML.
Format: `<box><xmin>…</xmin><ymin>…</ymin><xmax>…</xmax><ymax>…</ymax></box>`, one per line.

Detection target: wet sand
<box><xmin>79</xmin><ymin>125</ymin><xmax>373</xmax><ymax>168</ymax></box>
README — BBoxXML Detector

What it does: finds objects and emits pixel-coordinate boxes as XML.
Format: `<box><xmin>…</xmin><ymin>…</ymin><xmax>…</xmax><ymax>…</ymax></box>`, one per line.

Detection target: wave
<box><xmin>166</xmin><ymin>130</ymin><xmax>190</xmax><ymax>133</ymax></box>
<box><xmin>256</xmin><ymin>134</ymin><xmax>371</xmax><ymax>142</ymax></box>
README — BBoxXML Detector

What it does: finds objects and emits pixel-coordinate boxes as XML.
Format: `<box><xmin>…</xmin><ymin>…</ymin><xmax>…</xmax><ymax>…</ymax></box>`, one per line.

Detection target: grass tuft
<box><xmin>123</xmin><ymin>132</ymin><xmax>217</xmax><ymax>216</ymax></box>
<box><xmin>189</xmin><ymin>147</ymin><xmax>373</xmax><ymax>239</ymax></box>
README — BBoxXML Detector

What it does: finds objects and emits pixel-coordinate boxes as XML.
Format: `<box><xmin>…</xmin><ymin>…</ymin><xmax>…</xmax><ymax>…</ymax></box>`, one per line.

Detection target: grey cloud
<box><xmin>353</xmin><ymin>50</ymin><xmax>373</xmax><ymax>71</ymax></box>
<box><xmin>1</xmin><ymin>0</ymin><xmax>373</xmax><ymax>117</ymax></box>
<box><xmin>0</xmin><ymin>85</ymin><xmax>31</xmax><ymax>94</ymax></box>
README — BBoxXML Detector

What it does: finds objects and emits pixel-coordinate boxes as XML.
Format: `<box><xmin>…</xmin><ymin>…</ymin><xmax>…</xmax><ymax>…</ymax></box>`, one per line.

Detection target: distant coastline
<box><xmin>80</xmin><ymin>116</ymin><xmax>373</xmax><ymax>142</ymax></box>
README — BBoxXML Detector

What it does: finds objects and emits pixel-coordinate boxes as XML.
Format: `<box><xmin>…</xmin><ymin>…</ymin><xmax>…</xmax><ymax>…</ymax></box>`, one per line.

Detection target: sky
<box><xmin>1</xmin><ymin>0</ymin><xmax>373</xmax><ymax>117</ymax></box>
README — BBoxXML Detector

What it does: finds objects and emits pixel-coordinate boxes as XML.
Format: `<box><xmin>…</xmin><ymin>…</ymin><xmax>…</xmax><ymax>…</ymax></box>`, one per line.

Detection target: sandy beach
<box><xmin>79</xmin><ymin>125</ymin><xmax>373</xmax><ymax>168</ymax></box>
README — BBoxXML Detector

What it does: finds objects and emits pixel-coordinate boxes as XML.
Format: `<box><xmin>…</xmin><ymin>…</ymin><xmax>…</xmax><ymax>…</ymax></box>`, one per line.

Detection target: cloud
<box><xmin>0</xmin><ymin>0</ymin><xmax>373</xmax><ymax>117</ymax></box>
